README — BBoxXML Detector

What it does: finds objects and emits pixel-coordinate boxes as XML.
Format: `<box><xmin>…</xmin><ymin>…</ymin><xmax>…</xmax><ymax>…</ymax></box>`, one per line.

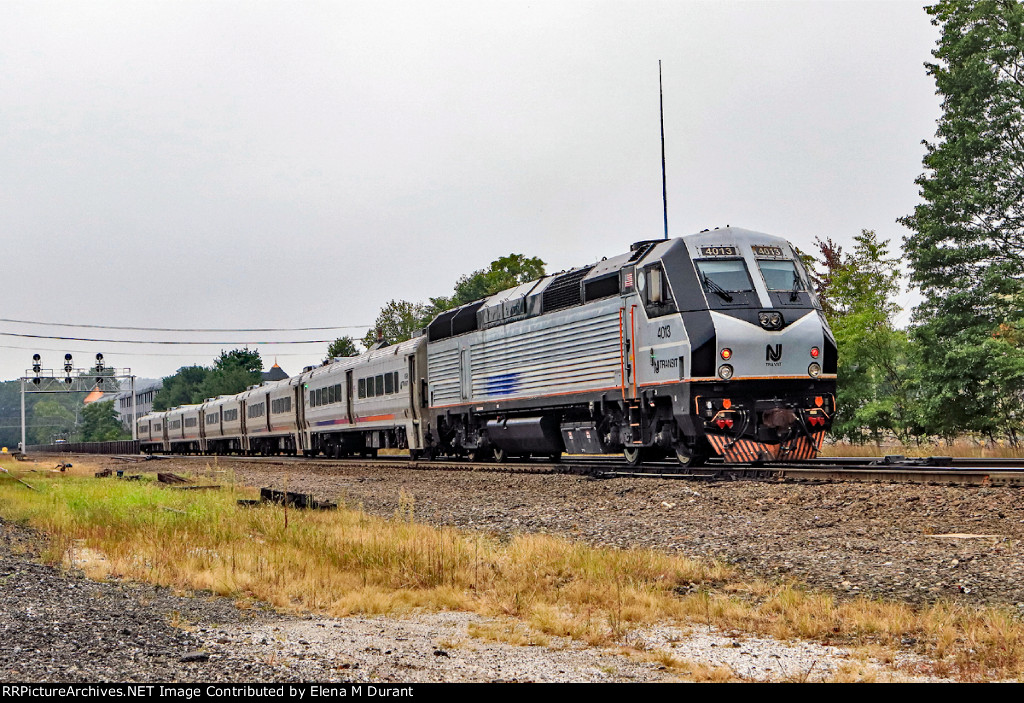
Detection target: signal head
<box><xmin>32</xmin><ymin>354</ymin><xmax>40</xmax><ymax>362</ymax></box>
<box><xmin>64</xmin><ymin>353</ymin><xmax>72</xmax><ymax>362</ymax></box>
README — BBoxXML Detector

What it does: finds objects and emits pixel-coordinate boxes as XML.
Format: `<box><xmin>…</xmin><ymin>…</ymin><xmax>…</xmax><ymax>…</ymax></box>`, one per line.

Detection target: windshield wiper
<box><xmin>702</xmin><ymin>274</ymin><xmax>734</xmax><ymax>302</ymax></box>
<box><xmin>789</xmin><ymin>273</ymin><xmax>803</xmax><ymax>302</ymax></box>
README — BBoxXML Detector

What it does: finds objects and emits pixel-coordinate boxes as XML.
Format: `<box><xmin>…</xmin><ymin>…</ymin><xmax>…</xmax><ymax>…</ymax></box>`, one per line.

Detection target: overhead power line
<box><xmin>0</xmin><ymin>332</ymin><xmax>336</xmax><ymax>345</ymax></box>
<box><xmin>0</xmin><ymin>318</ymin><xmax>369</xmax><ymax>333</ymax></box>
<box><xmin>0</xmin><ymin>344</ymin><xmax>320</xmax><ymax>358</ymax></box>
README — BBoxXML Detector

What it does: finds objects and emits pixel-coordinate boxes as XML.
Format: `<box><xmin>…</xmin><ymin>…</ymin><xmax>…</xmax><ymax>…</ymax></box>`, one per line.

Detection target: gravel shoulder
<box><xmin>0</xmin><ymin>518</ymin><xmax>921</xmax><ymax>682</ymax></box>
<box><xmin>7</xmin><ymin>454</ymin><xmax>1017</xmax><ymax>682</ymax></box>
<box><xmin>182</xmin><ymin>457</ymin><xmax>1024</xmax><ymax>607</ymax></box>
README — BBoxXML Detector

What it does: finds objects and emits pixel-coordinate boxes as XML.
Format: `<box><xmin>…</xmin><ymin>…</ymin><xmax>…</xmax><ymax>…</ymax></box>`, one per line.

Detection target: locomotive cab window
<box><xmin>694</xmin><ymin>259</ymin><xmax>757</xmax><ymax>306</ymax></box>
<box><xmin>695</xmin><ymin>259</ymin><xmax>754</xmax><ymax>292</ymax></box>
<box><xmin>638</xmin><ymin>263</ymin><xmax>677</xmax><ymax>318</ymax></box>
<box><xmin>757</xmin><ymin>259</ymin><xmax>804</xmax><ymax>291</ymax></box>
<box><xmin>757</xmin><ymin>259</ymin><xmax>812</xmax><ymax>306</ymax></box>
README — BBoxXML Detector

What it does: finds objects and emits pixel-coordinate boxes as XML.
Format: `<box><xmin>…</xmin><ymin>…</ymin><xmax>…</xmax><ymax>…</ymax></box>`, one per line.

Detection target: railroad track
<box><xmin>57</xmin><ymin>451</ymin><xmax>1024</xmax><ymax>486</ymax></box>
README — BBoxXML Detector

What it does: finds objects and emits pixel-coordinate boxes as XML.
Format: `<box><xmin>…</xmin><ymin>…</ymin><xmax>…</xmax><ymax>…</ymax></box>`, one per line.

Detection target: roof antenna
<box><xmin>659</xmin><ymin>60</ymin><xmax>669</xmax><ymax>240</ymax></box>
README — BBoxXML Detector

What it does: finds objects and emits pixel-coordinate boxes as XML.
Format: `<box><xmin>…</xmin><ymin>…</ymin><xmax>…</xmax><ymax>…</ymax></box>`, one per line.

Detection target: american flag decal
<box><xmin>623</xmin><ymin>272</ymin><xmax>633</xmax><ymax>289</ymax></box>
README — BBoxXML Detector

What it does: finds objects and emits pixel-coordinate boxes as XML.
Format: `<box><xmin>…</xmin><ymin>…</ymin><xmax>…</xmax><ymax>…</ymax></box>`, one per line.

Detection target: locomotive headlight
<box><xmin>810</xmin><ymin>346</ymin><xmax>820</xmax><ymax>358</ymax></box>
<box><xmin>808</xmin><ymin>362</ymin><xmax>821</xmax><ymax>378</ymax></box>
<box><xmin>720</xmin><ymin>348</ymin><xmax>732</xmax><ymax>360</ymax></box>
<box><xmin>770</xmin><ymin>313</ymin><xmax>782</xmax><ymax>327</ymax></box>
<box><xmin>718</xmin><ymin>364</ymin><xmax>734</xmax><ymax>380</ymax></box>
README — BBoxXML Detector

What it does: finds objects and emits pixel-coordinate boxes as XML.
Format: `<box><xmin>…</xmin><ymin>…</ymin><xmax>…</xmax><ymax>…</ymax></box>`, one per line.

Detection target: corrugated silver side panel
<box><xmin>468</xmin><ymin>309</ymin><xmax>621</xmax><ymax>401</ymax></box>
<box><xmin>427</xmin><ymin>346</ymin><xmax>461</xmax><ymax>406</ymax></box>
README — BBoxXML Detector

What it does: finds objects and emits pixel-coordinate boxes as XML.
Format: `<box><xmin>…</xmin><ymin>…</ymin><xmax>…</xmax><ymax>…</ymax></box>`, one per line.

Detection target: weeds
<box><xmin>3</xmin><ymin>458</ymin><xmax>1024</xmax><ymax>680</ymax></box>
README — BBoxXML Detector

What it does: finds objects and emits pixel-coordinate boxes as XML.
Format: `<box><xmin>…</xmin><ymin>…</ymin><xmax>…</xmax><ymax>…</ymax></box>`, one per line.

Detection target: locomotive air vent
<box><xmin>542</xmin><ymin>266</ymin><xmax>593</xmax><ymax>313</ymax></box>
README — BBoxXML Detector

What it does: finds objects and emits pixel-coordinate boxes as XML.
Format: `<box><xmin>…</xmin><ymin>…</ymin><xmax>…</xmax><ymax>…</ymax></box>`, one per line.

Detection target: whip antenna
<box><xmin>659</xmin><ymin>60</ymin><xmax>669</xmax><ymax>240</ymax></box>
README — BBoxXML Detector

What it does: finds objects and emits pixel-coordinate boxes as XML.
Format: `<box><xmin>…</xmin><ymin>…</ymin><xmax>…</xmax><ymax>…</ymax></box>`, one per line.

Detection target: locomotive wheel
<box><xmin>623</xmin><ymin>446</ymin><xmax>643</xmax><ymax>467</ymax></box>
<box><xmin>493</xmin><ymin>447</ymin><xmax>507</xmax><ymax>463</ymax></box>
<box><xmin>675</xmin><ymin>446</ymin><xmax>708</xmax><ymax>467</ymax></box>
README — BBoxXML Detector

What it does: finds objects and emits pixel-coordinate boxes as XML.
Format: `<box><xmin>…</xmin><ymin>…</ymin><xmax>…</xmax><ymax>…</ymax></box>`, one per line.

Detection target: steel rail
<box><xmin>42</xmin><ymin>451</ymin><xmax>1024</xmax><ymax>486</ymax></box>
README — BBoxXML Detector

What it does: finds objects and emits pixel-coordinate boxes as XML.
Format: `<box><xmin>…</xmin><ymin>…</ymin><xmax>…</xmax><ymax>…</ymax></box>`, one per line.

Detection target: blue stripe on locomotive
<box><xmin>486</xmin><ymin>372</ymin><xmax>519</xmax><ymax>396</ymax></box>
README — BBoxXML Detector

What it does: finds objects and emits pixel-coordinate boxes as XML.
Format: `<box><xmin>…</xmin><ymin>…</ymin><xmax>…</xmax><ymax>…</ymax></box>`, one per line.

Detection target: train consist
<box><xmin>138</xmin><ymin>227</ymin><xmax>836</xmax><ymax>466</ymax></box>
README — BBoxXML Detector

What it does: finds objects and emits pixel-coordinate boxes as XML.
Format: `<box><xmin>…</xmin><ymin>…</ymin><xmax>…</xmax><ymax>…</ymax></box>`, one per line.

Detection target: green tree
<box><xmin>899</xmin><ymin>0</ymin><xmax>1024</xmax><ymax>444</ymax></box>
<box><xmin>450</xmin><ymin>253</ymin><xmax>546</xmax><ymax>307</ymax></box>
<box><xmin>816</xmin><ymin>231</ymin><xmax>923</xmax><ymax>444</ymax></box>
<box><xmin>153</xmin><ymin>365</ymin><xmax>209</xmax><ymax>411</ymax></box>
<box><xmin>196</xmin><ymin>349</ymin><xmax>264</xmax><ymax>401</ymax></box>
<box><xmin>29</xmin><ymin>399</ymin><xmax>76</xmax><ymax>444</ymax></box>
<box><xmin>362</xmin><ymin>300</ymin><xmax>428</xmax><ymax>347</ymax></box>
<box><xmin>363</xmin><ymin>253</ymin><xmax>547</xmax><ymax>346</ymax></box>
<box><xmin>326</xmin><ymin>336</ymin><xmax>360</xmax><ymax>360</ymax></box>
<box><xmin>78</xmin><ymin>400</ymin><xmax>130</xmax><ymax>441</ymax></box>
<box><xmin>154</xmin><ymin>350</ymin><xmax>265</xmax><ymax>409</ymax></box>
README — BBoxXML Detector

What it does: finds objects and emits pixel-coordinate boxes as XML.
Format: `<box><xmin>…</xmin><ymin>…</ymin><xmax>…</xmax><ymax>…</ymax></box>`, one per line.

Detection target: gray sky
<box><xmin>0</xmin><ymin>0</ymin><xmax>940</xmax><ymax>383</ymax></box>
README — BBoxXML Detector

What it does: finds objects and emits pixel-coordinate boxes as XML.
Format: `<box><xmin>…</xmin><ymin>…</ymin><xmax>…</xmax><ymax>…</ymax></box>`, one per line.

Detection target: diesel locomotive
<box><xmin>139</xmin><ymin>227</ymin><xmax>836</xmax><ymax>466</ymax></box>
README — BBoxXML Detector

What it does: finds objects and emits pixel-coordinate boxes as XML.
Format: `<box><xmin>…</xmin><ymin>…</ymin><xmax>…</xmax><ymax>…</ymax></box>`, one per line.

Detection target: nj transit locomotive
<box><xmin>138</xmin><ymin>227</ymin><xmax>836</xmax><ymax>466</ymax></box>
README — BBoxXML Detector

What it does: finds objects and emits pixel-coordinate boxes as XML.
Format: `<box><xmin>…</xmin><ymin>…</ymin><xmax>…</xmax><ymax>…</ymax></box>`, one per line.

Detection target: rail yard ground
<box><xmin>3</xmin><ymin>455</ymin><xmax>1024</xmax><ymax>682</ymax></box>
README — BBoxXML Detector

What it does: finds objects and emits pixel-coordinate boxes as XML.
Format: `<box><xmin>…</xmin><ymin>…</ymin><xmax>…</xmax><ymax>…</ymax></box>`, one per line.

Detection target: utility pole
<box><xmin>660</xmin><ymin>60</ymin><xmax>669</xmax><ymax>240</ymax></box>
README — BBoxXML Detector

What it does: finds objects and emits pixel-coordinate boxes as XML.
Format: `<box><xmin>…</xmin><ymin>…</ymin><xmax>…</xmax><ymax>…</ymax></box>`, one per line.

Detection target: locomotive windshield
<box><xmin>695</xmin><ymin>259</ymin><xmax>754</xmax><ymax>294</ymax></box>
<box><xmin>757</xmin><ymin>260</ymin><xmax>805</xmax><ymax>291</ymax></box>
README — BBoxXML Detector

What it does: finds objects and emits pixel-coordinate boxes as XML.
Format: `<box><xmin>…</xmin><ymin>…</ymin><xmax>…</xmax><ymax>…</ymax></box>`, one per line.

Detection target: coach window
<box><xmin>375</xmin><ymin>375</ymin><xmax>384</xmax><ymax>396</ymax></box>
<box><xmin>366</xmin><ymin>378</ymin><xmax>375</xmax><ymax>398</ymax></box>
<box><xmin>325</xmin><ymin>385</ymin><xmax>333</xmax><ymax>404</ymax></box>
<box><xmin>334</xmin><ymin>383</ymin><xmax>342</xmax><ymax>401</ymax></box>
<box><xmin>358</xmin><ymin>378</ymin><xmax>366</xmax><ymax>398</ymax></box>
<box><xmin>384</xmin><ymin>372</ymin><xmax>394</xmax><ymax>394</ymax></box>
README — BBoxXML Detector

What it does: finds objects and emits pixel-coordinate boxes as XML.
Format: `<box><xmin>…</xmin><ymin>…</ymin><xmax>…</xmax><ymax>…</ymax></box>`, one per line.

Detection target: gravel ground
<box><xmin>0</xmin><ymin>518</ymin><xmax>921</xmax><ymax>682</ymax></box>
<box><xmin>7</xmin><ymin>454</ymin><xmax>1020</xmax><ymax>682</ymax></box>
<box><xmin>170</xmin><ymin>457</ymin><xmax>1024</xmax><ymax>608</ymax></box>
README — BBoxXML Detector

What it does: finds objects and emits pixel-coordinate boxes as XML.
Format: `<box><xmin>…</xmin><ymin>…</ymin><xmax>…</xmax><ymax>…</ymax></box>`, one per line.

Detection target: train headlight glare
<box><xmin>808</xmin><ymin>362</ymin><xmax>821</xmax><ymax>378</ymax></box>
<box><xmin>718</xmin><ymin>364</ymin><xmax>734</xmax><ymax>380</ymax></box>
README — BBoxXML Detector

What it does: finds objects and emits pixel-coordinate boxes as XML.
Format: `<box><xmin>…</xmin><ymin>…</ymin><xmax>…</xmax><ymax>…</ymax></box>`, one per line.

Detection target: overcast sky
<box><xmin>0</xmin><ymin>0</ymin><xmax>941</xmax><ymax>383</ymax></box>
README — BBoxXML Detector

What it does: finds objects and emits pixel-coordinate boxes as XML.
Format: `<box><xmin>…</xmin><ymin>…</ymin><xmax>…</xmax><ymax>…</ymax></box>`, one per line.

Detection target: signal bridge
<box><xmin>19</xmin><ymin>353</ymin><xmax>138</xmax><ymax>450</ymax></box>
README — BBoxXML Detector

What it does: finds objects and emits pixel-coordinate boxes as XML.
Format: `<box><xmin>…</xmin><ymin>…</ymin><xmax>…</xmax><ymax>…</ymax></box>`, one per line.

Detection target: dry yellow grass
<box><xmin>3</xmin><ymin>456</ymin><xmax>1024</xmax><ymax>681</ymax></box>
<box><xmin>822</xmin><ymin>440</ymin><xmax>1023</xmax><ymax>459</ymax></box>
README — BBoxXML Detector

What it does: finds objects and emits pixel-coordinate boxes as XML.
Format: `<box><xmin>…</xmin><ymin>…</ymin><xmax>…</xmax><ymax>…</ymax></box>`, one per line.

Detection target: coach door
<box><xmin>294</xmin><ymin>385</ymin><xmax>306</xmax><ymax>452</ymax></box>
<box><xmin>345</xmin><ymin>370</ymin><xmax>354</xmax><ymax>424</ymax></box>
